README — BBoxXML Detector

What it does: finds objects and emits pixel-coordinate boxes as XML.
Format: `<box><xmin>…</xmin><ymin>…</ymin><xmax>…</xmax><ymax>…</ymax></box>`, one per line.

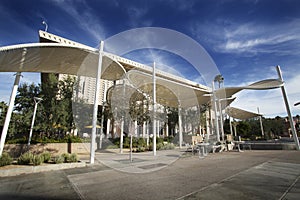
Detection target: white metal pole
<box><xmin>99</xmin><ymin>81</ymin><xmax>107</xmax><ymax>149</ymax></box>
<box><xmin>120</xmin><ymin>116</ymin><xmax>124</xmax><ymax>153</ymax></box>
<box><xmin>28</xmin><ymin>98</ymin><xmax>42</xmax><ymax>146</ymax></box>
<box><xmin>212</xmin><ymin>82</ymin><xmax>220</xmax><ymax>142</ymax></box>
<box><xmin>276</xmin><ymin>65</ymin><xmax>300</xmax><ymax>150</ymax></box>
<box><xmin>178</xmin><ymin>105</ymin><xmax>183</xmax><ymax>148</ymax></box>
<box><xmin>90</xmin><ymin>41</ymin><xmax>104</xmax><ymax>164</ymax></box>
<box><xmin>257</xmin><ymin>107</ymin><xmax>264</xmax><ymax>137</ymax></box>
<box><xmin>130</xmin><ymin>133</ymin><xmax>133</xmax><ymax>162</ymax></box>
<box><xmin>152</xmin><ymin>62</ymin><xmax>156</xmax><ymax>156</ymax></box>
<box><xmin>0</xmin><ymin>72</ymin><xmax>22</xmax><ymax>156</ymax></box>
<box><xmin>229</xmin><ymin>116</ymin><xmax>233</xmax><ymax>136</ymax></box>
<box><xmin>218</xmin><ymin>99</ymin><xmax>225</xmax><ymax>142</ymax></box>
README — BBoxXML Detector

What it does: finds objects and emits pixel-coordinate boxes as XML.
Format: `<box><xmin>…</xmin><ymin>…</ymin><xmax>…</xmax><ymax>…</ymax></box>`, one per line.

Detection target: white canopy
<box><xmin>226</xmin><ymin>107</ymin><xmax>262</xmax><ymax>120</ymax></box>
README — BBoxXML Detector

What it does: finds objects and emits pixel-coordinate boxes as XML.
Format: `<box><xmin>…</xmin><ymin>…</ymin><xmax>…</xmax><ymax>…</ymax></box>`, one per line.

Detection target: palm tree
<box><xmin>214</xmin><ymin>74</ymin><xmax>224</xmax><ymax>88</ymax></box>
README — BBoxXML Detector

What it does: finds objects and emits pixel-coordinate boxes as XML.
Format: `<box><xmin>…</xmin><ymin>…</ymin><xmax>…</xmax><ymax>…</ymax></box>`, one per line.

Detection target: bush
<box><xmin>61</xmin><ymin>153</ymin><xmax>70</xmax><ymax>163</ymax></box>
<box><xmin>41</xmin><ymin>152</ymin><xmax>51</xmax><ymax>163</ymax></box>
<box><xmin>0</xmin><ymin>153</ymin><xmax>13</xmax><ymax>167</ymax></box>
<box><xmin>137</xmin><ymin>138</ymin><xmax>146</xmax><ymax>147</ymax></box>
<box><xmin>18</xmin><ymin>152</ymin><xmax>34</xmax><ymax>165</ymax></box>
<box><xmin>53</xmin><ymin>155</ymin><xmax>64</xmax><ymax>164</ymax></box>
<box><xmin>69</xmin><ymin>153</ymin><xmax>78</xmax><ymax>162</ymax></box>
<box><xmin>32</xmin><ymin>155</ymin><xmax>43</xmax><ymax>166</ymax></box>
<box><xmin>106</xmin><ymin>144</ymin><xmax>118</xmax><ymax>149</ymax></box>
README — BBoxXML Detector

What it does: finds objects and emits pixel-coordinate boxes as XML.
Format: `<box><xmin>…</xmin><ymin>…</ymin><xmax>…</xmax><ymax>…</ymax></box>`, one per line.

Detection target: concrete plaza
<box><xmin>0</xmin><ymin>150</ymin><xmax>299</xmax><ymax>200</ymax></box>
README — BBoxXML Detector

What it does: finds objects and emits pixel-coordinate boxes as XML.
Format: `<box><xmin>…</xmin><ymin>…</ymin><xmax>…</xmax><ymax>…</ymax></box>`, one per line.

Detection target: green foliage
<box><xmin>0</xmin><ymin>153</ymin><xmax>13</xmax><ymax>167</ymax></box>
<box><xmin>6</xmin><ymin>135</ymin><xmax>83</xmax><ymax>144</ymax></box>
<box><xmin>61</xmin><ymin>153</ymin><xmax>70</xmax><ymax>163</ymax></box>
<box><xmin>53</xmin><ymin>155</ymin><xmax>64</xmax><ymax>164</ymax></box>
<box><xmin>17</xmin><ymin>152</ymin><xmax>34</xmax><ymax>165</ymax></box>
<box><xmin>41</xmin><ymin>152</ymin><xmax>51</xmax><ymax>163</ymax></box>
<box><xmin>17</xmin><ymin>152</ymin><xmax>43</xmax><ymax>166</ymax></box>
<box><xmin>236</xmin><ymin>121</ymin><xmax>251</xmax><ymax>138</ymax></box>
<box><xmin>6</xmin><ymin>137</ymin><xmax>27</xmax><ymax>144</ymax></box>
<box><xmin>69</xmin><ymin>153</ymin><xmax>78</xmax><ymax>162</ymax></box>
<box><xmin>137</xmin><ymin>138</ymin><xmax>146</xmax><ymax>147</ymax></box>
<box><xmin>32</xmin><ymin>154</ymin><xmax>43</xmax><ymax>166</ymax></box>
<box><xmin>106</xmin><ymin>144</ymin><xmax>118</xmax><ymax>149</ymax></box>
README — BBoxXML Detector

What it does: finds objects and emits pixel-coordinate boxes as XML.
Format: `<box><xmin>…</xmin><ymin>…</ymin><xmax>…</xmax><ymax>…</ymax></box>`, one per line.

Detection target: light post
<box><xmin>28</xmin><ymin>97</ymin><xmax>42</xmax><ymax>146</ymax></box>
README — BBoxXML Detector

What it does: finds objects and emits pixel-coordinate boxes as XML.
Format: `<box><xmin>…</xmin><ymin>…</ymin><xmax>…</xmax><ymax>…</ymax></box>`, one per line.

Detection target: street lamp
<box><xmin>28</xmin><ymin>97</ymin><xmax>42</xmax><ymax>146</ymax></box>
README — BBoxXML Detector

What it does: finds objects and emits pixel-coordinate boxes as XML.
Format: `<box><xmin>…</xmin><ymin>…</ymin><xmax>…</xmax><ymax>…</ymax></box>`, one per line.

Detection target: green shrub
<box><xmin>137</xmin><ymin>138</ymin><xmax>146</xmax><ymax>147</ymax></box>
<box><xmin>32</xmin><ymin>155</ymin><xmax>43</xmax><ymax>166</ymax></box>
<box><xmin>135</xmin><ymin>147</ymin><xmax>146</xmax><ymax>152</ymax></box>
<box><xmin>106</xmin><ymin>144</ymin><xmax>118</xmax><ymax>149</ymax></box>
<box><xmin>0</xmin><ymin>153</ymin><xmax>13</xmax><ymax>167</ymax></box>
<box><xmin>61</xmin><ymin>153</ymin><xmax>70</xmax><ymax>163</ymax></box>
<box><xmin>157</xmin><ymin>137</ymin><xmax>164</xmax><ymax>144</ymax></box>
<box><xmin>123</xmin><ymin>137</ymin><xmax>130</xmax><ymax>148</ymax></box>
<box><xmin>41</xmin><ymin>152</ymin><xmax>51</xmax><ymax>163</ymax></box>
<box><xmin>69</xmin><ymin>153</ymin><xmax>78</xmax><ymax>162</ymax></box>
<box><xmin>53</xmin><ymin>155</ymin><xmax>64</xmax><ymax>164</ymax></box>
<box><xmin>18</xmin><ymin>152</ymin><xmax>34</xmax><ymax>165</ymax></box>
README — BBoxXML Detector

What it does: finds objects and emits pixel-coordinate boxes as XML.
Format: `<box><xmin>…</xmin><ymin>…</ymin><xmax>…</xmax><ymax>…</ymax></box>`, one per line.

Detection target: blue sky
<box><xmin>0</xmin><ymin>0</ymin><xmax>300</xmax><ymax>117</ymax></box>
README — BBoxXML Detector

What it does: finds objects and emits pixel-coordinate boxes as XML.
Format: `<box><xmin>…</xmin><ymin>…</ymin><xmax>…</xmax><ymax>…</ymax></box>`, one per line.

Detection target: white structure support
<box><xmin>99</xmin><ymin>81</ymin><xmax>107</xmax><ymax>149</ymax></box>
<box><xmin>257</xmin><ymin>107</ymin><xmax>264</xmax><ymax>137</ymax></box>
<box><xmin>212</xmin><ymin>81</ymin><xmax>220</xmax><ymax>142</ymax></box>
<box><xmin>90</xmin><ymin>41</ymin><xmax>104</xmax><ymax>164</ymax></box>
<box><xmin>276</xmin><ymin>65</ymin><xmax>300</xmax><ymax>150</ymax></box>
<box><xmin>218</xmin><ymin>99</ymin><xmax>225</xmax><ymax>141</ymax></box>
<box><xmin>106</xmin><ymin>118</ymin><xmax>111</xmax><ymax>138</ymax></box>
<box><xmin>178</xmin><ymin>105</ymin><xmax>183</xmax><ymax>148</ymax></box>
<box><xmin>229</xmin><ymin>116</ymin><xmax>233</xmax><ymax>136</ymax></box>
<box><xmin>0</xmin><ymin>72</ymin><xmax>22</xmax><ymax>156</ymax></box>
<box><xmin>28</xmin><ymin>97</ymin><xmax>42</xmax><ymax>146</ymax></box>
<box><xmin>152</xmin><ymin>62</ymin><xmax>157</xmax><ymax>156</ymax></box>
<box><xmin>120</xmin><ymin>116</ymin><xmax>124</xmax><ymax>153</ymax></box>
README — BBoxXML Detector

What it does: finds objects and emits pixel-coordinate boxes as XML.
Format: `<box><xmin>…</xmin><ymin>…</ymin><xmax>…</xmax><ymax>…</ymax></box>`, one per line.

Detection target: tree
<box><xmin>40</xmin><ymin>74</ymin><xmax>76</xmax><ymax>138</ymax></box>
<box><xmin>0</xmin><ymin>101</ymin><xmax>8</xmax><ymax>132</ymax></box>
<box><xmin>13</xmin><ymin>83</ymin><xmax>42</xmax><ymax>137</ymax></box>
<box><xmin>236</xmin><ymin>121</ymin><xmax>251</xmax><ymax>138</ymax></box>
<box><xmin>214</xmin><ymin>74</ymin><xmax>224</xmax><ymax>88</ymax></box>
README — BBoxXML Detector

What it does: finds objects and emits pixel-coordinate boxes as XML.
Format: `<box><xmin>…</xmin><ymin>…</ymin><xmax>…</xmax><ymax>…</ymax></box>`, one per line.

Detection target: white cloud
<box><xmin>125</xmin><ymin>5</ymin><xmax>152</xmax><ymax>27</ymax></box>
<box><xmin>50</xmin><ymin>0</ymin><xmax>106</xmax><ymax>42</ymax></box>
<box><xmin>190</xmin><ymin>19</ymin><xmax>300</xmax><ymax>56</ymax></box>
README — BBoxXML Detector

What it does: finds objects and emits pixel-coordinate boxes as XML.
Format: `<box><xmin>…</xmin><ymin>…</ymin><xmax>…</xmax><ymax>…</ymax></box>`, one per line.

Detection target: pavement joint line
<box><xmin>278</xmin><ymin>174</ymin><xmax>300</xmax><ymax>200</ymax></box>
<box><xmin>175</xmin><ymin>160</ymin><xmax>271</xmax><ymax>200</ymax></box>
<box><xmin>64</xmin><ymin>170</ymin><xmax>87</xmax><ymax>200</ymax></box>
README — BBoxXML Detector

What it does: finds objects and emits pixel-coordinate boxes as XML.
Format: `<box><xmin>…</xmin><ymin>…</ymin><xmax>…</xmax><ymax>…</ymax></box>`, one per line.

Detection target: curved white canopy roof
<box><xmin>226</xmin><ymin>107</ymin><xmax>262</xmax><ymax>120</ymax></box>
<box><xmin>0</xmin><ymin>43</ymin><xmax>126</xmax><ymax>80</ymax></box>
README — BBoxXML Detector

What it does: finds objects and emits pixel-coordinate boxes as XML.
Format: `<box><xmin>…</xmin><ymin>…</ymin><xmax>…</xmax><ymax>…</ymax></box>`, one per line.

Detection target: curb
<box><xmin>0</xmin><ymin>161</ymin><xmax>87</xmax><ymax>177</ymax></box>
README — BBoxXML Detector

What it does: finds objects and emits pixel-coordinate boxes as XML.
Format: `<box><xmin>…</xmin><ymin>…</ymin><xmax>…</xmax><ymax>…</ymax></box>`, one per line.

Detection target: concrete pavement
<box><xmin>0</xmin><ymin>150</ymin><xmax>299</xmax><ymax>199</ymax></box>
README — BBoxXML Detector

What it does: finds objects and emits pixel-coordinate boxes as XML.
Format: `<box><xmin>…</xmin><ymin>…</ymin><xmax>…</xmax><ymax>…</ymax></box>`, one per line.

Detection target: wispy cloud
<box><xmin>50</xmin><ymin>0</ymin><xmax>106</xmax><ymax>42</ymax></box>
<box><xmin>190</xmin><ymin>19</ymin><xmax>300</xmax><ymax>56</ymax></box>
<box><xmin>125</xmin><ymin>5</ymin><xmax>152</xmax><ymax>27</ymax></box>
<box><xmin>165</xmin><ymin>0</ymin><xmax>196</xmax><ymax>12</ymax></box>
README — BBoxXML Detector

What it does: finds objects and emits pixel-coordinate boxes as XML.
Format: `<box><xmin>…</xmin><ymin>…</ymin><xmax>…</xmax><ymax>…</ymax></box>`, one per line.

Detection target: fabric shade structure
<box><xmin>0</xmin><ymin>43</ymin><xmax>126</xmax><ymax>80</ymax></box>
<box><xmin>120</xmin><ymin>70</ymin><xmax>211</xmax><ymax>108</ymax></box>
<box><xmin>214</xmin><ymin>79</ymin><xmax>284</xmax><ymax>99</ymax></box>
<box><xmin>225</xmin><ymin>107</ymin><xmax>262</xmax><ymax>120</ymax></box>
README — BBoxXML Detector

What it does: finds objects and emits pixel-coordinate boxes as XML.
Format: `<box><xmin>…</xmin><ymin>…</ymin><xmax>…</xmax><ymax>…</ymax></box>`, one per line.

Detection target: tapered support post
<box><xmin>276</xmin><ymin>65</ymin><xmax>300</xmax><ymax>150</ymax></box>
<box><xmin>90</xmin><ymin>41</ymin><xmax>104</xmax><ymax>164</ymax></box>
<box><xmin>0</xmin><ymin>72</ymin><xmax>22</xmax><ymax>156</ymax></box>
<box><xmin>152</xmin><ymin>62</ymin><xmax>157</xmax><ymax>156</ymax></box>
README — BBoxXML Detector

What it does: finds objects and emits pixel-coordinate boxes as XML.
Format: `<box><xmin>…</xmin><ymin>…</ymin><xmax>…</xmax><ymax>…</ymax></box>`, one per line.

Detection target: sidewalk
<box><xmin>0</xmin><ymin>150</ymin><xmax>300</xmax><ymax>200</ymax></box>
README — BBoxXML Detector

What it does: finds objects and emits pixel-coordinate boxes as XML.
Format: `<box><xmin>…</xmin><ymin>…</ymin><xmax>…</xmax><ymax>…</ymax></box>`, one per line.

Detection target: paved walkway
<box><xmin>0</xmin><ymin>150</ymin><xmax>299</xmax><ymax>199</ymax></box>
